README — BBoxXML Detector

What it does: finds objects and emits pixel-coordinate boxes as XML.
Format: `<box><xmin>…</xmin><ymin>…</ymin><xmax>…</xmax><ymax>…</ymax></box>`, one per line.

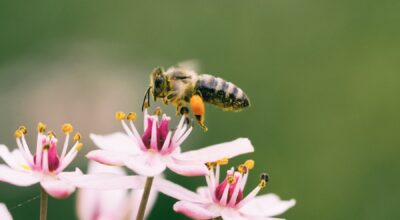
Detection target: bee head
<box><xmin>150</xmin><ymin>67</ymin><xmax>167</xmax><ymax>100</ymax></box>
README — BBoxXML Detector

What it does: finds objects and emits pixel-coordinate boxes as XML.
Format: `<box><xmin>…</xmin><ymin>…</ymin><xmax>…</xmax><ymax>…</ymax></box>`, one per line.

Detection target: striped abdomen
<box><xmin>195</xmin><ymin>74</ymin><xmax>250</xmax><ymax>111</ymax></box>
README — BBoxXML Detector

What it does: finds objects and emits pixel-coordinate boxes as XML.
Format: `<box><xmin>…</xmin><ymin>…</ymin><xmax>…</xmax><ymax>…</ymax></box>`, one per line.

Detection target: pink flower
<box><xmin>87</xmin><ymin>110</ymin><xmax>254</xmax><ymax>177</ymax></box>
<box><xmin>0</xmin><ymin>123</ymin><xmax>84</xmax><ymax>198</ymax></box>
<box><xmin>155</xmin><ymin>160</ymin><xmax>296</xmax><ymax>220</ymax></box>
<box><xmin>0</xmin><ymin>203</ymin><xmax>12</xmax><ymax>220</ymax></box>
<box><xmin>76</xmin><ymin>161</ymin><xmax>157</xmax><ymax>220</ymax></box>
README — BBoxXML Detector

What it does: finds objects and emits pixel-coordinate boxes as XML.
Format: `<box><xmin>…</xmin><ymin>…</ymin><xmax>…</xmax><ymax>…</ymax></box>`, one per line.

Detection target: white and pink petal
<box><xmin>59</xmin><ymin>169</ymin><xmax>146</xmax><ymax>190</ymax></box>
<box><xmin>196</xmin><ymin>186</ymin><xmax>212</xmax><ymax>201</ymax></box>
<box><xmin>77</xmin><ymin>162</ymin><xmax>130</xmax><ymax>220</ymax></box>
<box><xmin>0</xmin><ymin>165</ymin><xmax>39</xmax><ymax>187</ymax></box>
<box><xmin>0</xmin><ymin>145</ymin><xmax>27</xmax><ymax>170</ymax></box>
<box><xmin>176</xmin><ymin>138</ymin><xmax>254</xmax><ymax>163</ymax></box>
<box><xmin>86</xmin><ymin>150</ymin><xmax>127</xmax><ymax>166</ymax></box>
<box><xmin>123</xmin><ymin>153</ymin><xmax>166</xmax><ymax>177</ymax></box>
<box><xmin>90</xmin><ymin>132</ymin><xmax>141</xmax><ymax>155</ymax></box>
<box><xmin>166</xmin><ymin>158</ymin><xmax>208</xmax><ymax>176</ymax></box>
<box><xmin>40</xmin><ymin>175</ymin><xmax>76</xmax><ymax>199</ymax></box>
<box><xmin>173</xmin><ymin>201</ymin><xmax>219</xmax><ymax>220</ymax></box>
<box><xmin>221</xmin><ymin>208</ymin><xmax>248</xmax><ymax>220</ymax></box>
<box><xmin>239</xmin><ymin>193</ymin><xmax>296</xmax><ymax>218</ymax></box>
<box><xmin>154</xmin><ymin>178</ymin><xmax>208</xmax><ymax>203</ymax></box>
<box><xmin>0</xmin><ymin>203</ymin><xmax>12</xmax><ymax>220</ymax></box>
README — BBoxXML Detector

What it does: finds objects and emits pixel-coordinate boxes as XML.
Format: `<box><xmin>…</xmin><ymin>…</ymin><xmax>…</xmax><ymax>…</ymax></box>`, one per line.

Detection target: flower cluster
<box><xmin>157</xmin><ymin>159</ymin><xmax>295</xmax><ymax>219</ymax></box>
<box><xmin>0</xmin><ymin>106</ymin><xmax>295</xmax><ymax>220</ymax></box>
<box><xmin>0</xmin><ymin>123</ymin><xmax>83</xmax><ymax>198</ymax></box>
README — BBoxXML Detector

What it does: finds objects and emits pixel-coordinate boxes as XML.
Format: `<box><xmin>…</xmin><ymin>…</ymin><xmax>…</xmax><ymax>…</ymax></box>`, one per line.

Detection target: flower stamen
<box><xmin>154</xmin><ymin>107</ymin><xmax>162</xmax><ymax>116</ymax></box>
<box><xmin>15</xmin><ymin>129</ymin><xmax>23</xmax><ymax>138</ymax></box>
<box><xmin>244</xmin><ymin>160</ymin><xmax>254</xmax><ymax>170</ymax></box>
<box><xmin>58</xmin><ymin>130</ymin><xmax>83</xmax><ymax>172</ymax></box>
<box><xmin>143</xmin><ymin>101</ymin><xmax>149</xmax><ymax>109</ymax></box>
<box><xmin>259</xmin><ymin>173</ymin><xmax>269</xmax><ymax>188</ymax></box>
<box><xmin>227</xmin><ymin>175</ymin><xmax>236</xmax><ymax>184</ymax></box>
<box><xmin>73</xmin><ymin>133</ymin><xmax>81</xmax><ymax>142</ymax></box>
<box><xmin>237</xmin><ymin>172</ymin><xmax>270</xmax><ymax>208</ymax></box>
<box><xmin>206</xmin><ymin>162</ymin><xmax>216</xmax><ymax>170</ymax></box>
<box><xmin>62</xmin><ymin>123</ymin><xmax>73</xmax><ymax>134</ymax></box>
<box><xmin>19</xmin><ymin>126</ymin><xmax>28</xmax><ymax>134</ymax></box>
<box><xmin>115</xmin><ymin>111</ymin><xmax>126</xmax><ymax>121</ymax></box>
<box><xmin>37</xmin><ymin>122</ymin><xmax>47</xmax><ymax>133</ymax></box>
<box><xmin>76</xmin><ymin>143</ymin><xmax>84</xmax><ymax>152</ymax></box>
<box><xmin>217</xmin><ymin>157</ymin><xmax>229</xmax><ymax>166</ymax></box>
<box><xmin>15</xmin><ymin>126</ymin><xmax>34</xmax><ymax>166</ymax></box>
<box><xmin>47</xmin><ymin>131</ymin><xmax>56</xmax><ymax>139</ymax></box>
<box><xmin>127</xmin><ymin>112</ymin><xmax>137</xmax><ymax>121</ymax></box>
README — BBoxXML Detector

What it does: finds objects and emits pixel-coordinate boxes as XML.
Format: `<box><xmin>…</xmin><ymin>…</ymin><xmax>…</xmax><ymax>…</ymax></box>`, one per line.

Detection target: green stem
<box><xmin>40</xmin><ymin>187</ymin><xmax>48</xmax><ymax>220</ymax></box>
<box><xmin>136</xmin><ymin>176</ymin><xmax>154</xmax><ymax>220</ymax></box>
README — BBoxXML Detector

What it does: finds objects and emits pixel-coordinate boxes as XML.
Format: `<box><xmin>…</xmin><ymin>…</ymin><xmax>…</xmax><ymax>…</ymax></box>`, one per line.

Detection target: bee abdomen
<box><xmin>196</xmin><ymin>74</ymin><xmax>250</xmax><ymax>111</ymax></box>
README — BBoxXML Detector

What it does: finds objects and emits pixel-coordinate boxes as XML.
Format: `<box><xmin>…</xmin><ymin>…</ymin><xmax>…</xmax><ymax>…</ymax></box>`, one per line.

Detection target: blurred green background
<box><xmin>1</xmin><ymin>0</ymin><xmax>400</xmax><ymax>219</ymax></box>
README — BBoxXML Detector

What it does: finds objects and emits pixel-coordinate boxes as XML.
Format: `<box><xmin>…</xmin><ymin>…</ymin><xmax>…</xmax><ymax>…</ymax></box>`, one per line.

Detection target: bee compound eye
<box><xmin>155</xmin><ymin>77</ymin><xmax>163</xmax><ymax>87</ymax></box>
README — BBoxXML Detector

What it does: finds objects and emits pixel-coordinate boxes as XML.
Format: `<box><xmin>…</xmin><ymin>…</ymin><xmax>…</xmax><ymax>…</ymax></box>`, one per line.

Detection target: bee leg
<box><xmin>163</xmin><ymin>92</ymin><xmax>177</xmax><ymax>105</ymax></box>
<box><xmin>175</xmin><ymin>101</ymin><xmax>185</xmax><ymax>115</ymax></box>
<box><xmin>162</xmin><ymin>97</ymin><xmax>169</xmax><ymax>105</ymax></box>
<box><xmin>179</xmin><ymin>106</ymin><xmax>191</xmax><ymax>125</ymax></box>
<box><xmin>190</xmin><ymin>94</ymin><xmax>208</xmax><ymax>132</ymax></box>
<box><xmin>195</xmin><ymin>114</ymin><xmax>208</xmax><ymax>132</ymax></box>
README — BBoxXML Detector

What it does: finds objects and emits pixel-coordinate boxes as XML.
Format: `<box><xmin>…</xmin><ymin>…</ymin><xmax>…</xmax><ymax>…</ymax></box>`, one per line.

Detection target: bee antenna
<box><xmin>142</xmin><ymin>86</ymin><xmax>152</xmax><ymax>112</ymax></box>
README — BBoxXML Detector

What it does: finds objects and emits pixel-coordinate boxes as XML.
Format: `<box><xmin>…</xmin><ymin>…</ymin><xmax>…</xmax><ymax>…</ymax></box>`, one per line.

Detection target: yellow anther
<box><xmin>15</xmin><ymin>129</ymin><xmax>23</xmax><ymax>138</ymax></box>
<box><xmin>73</xmin><ymin>132</ymin><xmax>81</xmax><ymax>142</ymax></box>
<box><xmin>62</xmin><ymin>123</ymin><xmax>73</xmax><ymax>133</ymax></box>
<box><xmin>227</xmin><ymin>175</ymin><xmax>236</xmax><ymax>184</ymax></box>
<box><xmin>143</xmin><ymin>101</ymin><xmax>149</xmax><ymax>109</ymax></box>
<box><xmin>244</xmin><ymin>160</ymin><xmax>255</xmax><ymax>170</ymax></box>
<box><xmin>76</xmin><ymin>143</ymin><xmax>84</xmax><ymax>152</ymax></box>
<box><xmin>237</xmin><ymin>164</ymin><xmax>246</xmax><ymax>174</ymax></box>
<box><xmin>37</xmin><ymin>122</ymin><xmax>47</xmax><ymax>133</ymax></box>
<box><xmin>115</xmin><ymin>111</ymin><xmax>126</xmax><ymax>121</ymax></box>
<box><xmin>47</xmin><ymin>131</ymin><xmax>56</xmax><ymax>138</ymax></box>
<box><xmin>127</xmin><ymin>112</ymin><xmax>137</xmax><ymax>121</ymax></box>
<box><xmin>18</xmin><ymin>126</ymin><xmax>27</xmax><ymax>134</ymax></box>
<box><xmin>206</xmin><ymin>162</ymin><xmax>216</xmax><ymax>170</ymax></box>
<box><xmin>217</xmin><ymin>157</ymin><xmax>229</xmax><ymax>165</ymax></box>
<box><xmin>259</xmin><ymin>180</ymin><xmax>267</xmax><ymax>188</ymax></box>
<box><xmin>154</xmin><ymin>107</ymin><xmax>162</xmax><ymax>116</ymax></box>
<box><xmin>259</xmin><ymin>173</ymin><xmax>269</xmax><ymax>189</ymax></box>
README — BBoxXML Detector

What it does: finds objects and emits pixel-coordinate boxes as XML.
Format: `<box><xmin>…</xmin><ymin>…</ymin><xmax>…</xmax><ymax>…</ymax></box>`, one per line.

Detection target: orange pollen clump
<box><xmin>190</xmin><ymin>95</ymin><xmax>205</xmax><ymax>116</ymax></box>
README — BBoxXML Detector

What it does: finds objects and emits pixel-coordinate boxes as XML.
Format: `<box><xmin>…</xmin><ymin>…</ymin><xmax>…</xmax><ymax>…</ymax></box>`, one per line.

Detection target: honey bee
<box><xmin>142</xmin><ymin>65</ymin><xmax>250</xmax><ymax>131</ymax></box>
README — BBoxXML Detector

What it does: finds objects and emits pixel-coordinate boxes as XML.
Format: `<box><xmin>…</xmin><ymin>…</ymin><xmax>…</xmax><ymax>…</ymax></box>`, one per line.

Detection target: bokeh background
<box><xmin>1</xmin><ymin>1</ymin><xmax>400</xmax><ymax>219</ymax></box>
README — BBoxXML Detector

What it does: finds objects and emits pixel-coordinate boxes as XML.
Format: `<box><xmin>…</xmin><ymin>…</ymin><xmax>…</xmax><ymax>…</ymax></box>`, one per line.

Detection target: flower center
<box><xmin>142</xmin><ymin>116</ymin><xmax>171</xmax><ymax>151</ymax></box>
<box><xmin>214</xmin><ymin>175</ymin><xmax>244</xmax><ymax>206</ymax></box>
<box><xmin>33</xmin><ymin>134</ymin><xmax>60</xmax><ymax>172</ymax></box>
<box><xmin>116</xmin><ymin>109</ymin><xmax>192</xmax><ymax>155</ymax></box>
<box><xmin>206</xmin><ymin>159</ymin><xmax>271</xmax><ymax>208</ymax></box>
<box><xmin>15</xmin><ymin>122</ymin><xmax>83</xmax><ymax>174</ymax></box>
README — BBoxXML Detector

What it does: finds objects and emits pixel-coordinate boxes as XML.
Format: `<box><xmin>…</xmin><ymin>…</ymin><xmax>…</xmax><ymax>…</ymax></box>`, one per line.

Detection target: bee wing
<box><xmin>177</xmin><ymin>59</ymin><xmax>202</xmax><ymax>72</ymax></box>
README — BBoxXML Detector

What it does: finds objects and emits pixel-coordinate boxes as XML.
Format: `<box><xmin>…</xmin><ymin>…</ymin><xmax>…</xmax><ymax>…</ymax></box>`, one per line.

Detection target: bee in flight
<box><xmin>142</xmin><ymin>65</ymin><xmax>250</xmax><ymax>131</ymax></box>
